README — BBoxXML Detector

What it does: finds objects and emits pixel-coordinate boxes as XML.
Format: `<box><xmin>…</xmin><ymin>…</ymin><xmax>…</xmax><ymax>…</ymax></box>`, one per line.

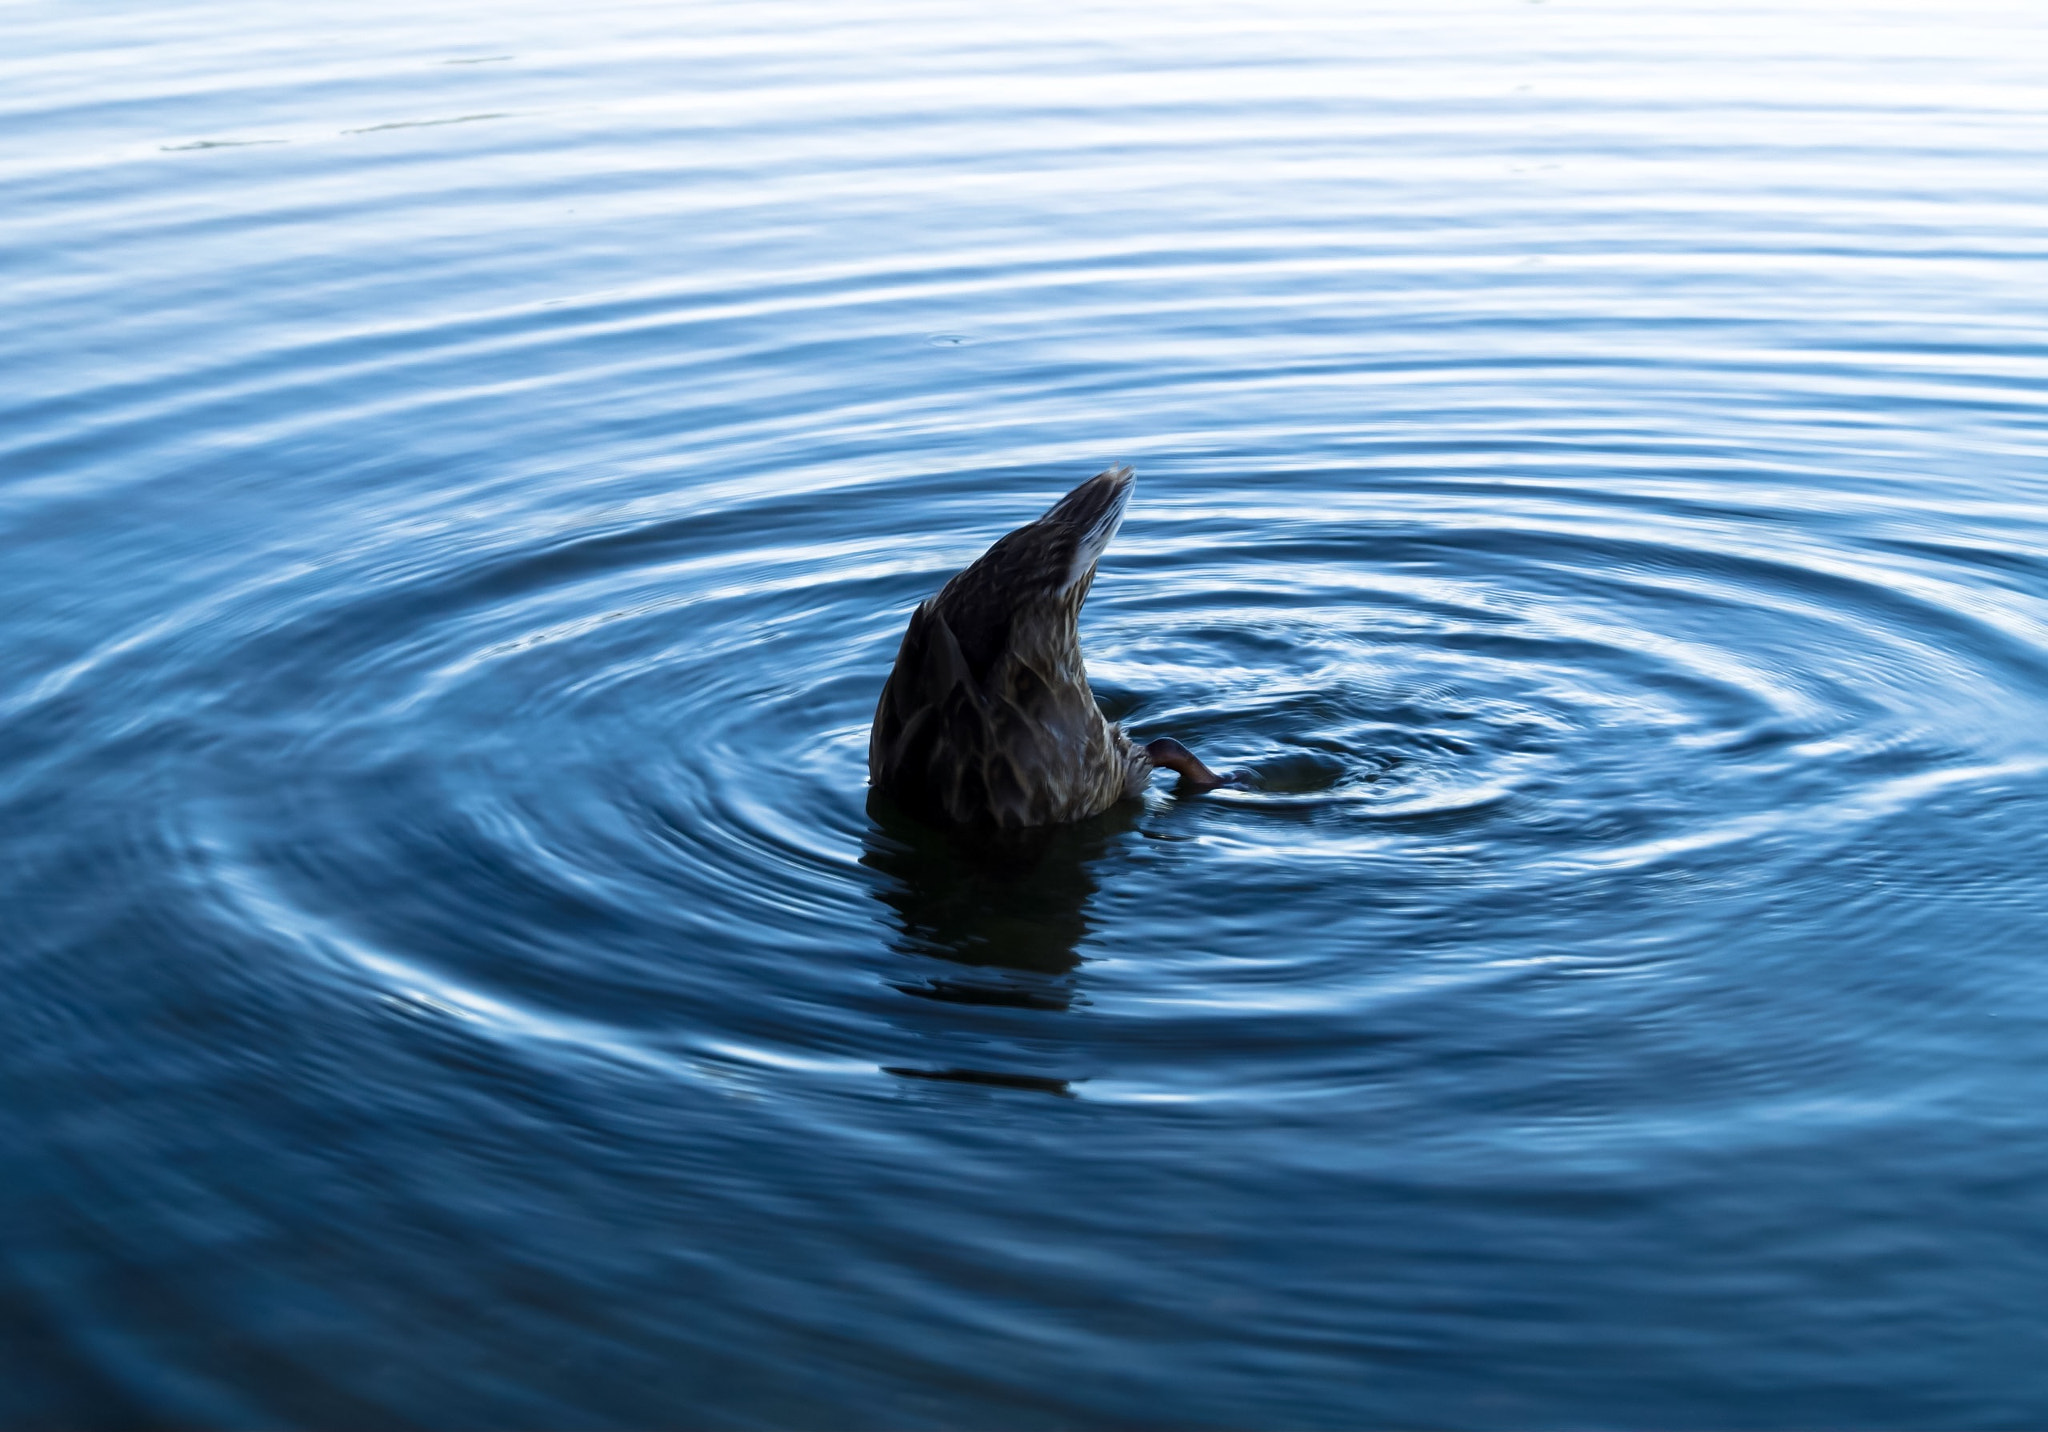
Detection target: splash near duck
<box><xmin>869</xmin><ymin>465</ymin><xmax>1234</xmax><ymax>829</ymax></box>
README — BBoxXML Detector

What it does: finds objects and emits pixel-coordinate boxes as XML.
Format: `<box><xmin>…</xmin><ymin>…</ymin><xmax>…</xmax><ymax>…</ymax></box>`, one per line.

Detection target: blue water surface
<box><xmin>4</xmin><ymin>1</ymin><xmax>2048</xmax><ymax>1425</ymax></box>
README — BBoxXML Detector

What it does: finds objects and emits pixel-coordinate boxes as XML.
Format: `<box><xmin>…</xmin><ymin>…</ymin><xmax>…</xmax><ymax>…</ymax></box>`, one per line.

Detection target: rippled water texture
<box><xmin>5</xmin><ymin>0</ymin><xmax>2048</xmax><ymax>1425</ymax></box>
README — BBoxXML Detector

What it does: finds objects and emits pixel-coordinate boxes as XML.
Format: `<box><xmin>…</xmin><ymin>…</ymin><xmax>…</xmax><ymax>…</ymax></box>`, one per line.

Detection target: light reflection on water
<box><xmin>3</xmin><ymin>0</ymin><xmax>2047</xmax><ymax>1425</ymax></box>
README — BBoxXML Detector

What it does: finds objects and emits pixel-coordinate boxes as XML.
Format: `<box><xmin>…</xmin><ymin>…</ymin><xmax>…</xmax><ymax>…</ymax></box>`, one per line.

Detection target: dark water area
<box><xmin>5</xmin><ymin>1</ymin><xmax>2048</xmax><ymax>1425</ymax></box>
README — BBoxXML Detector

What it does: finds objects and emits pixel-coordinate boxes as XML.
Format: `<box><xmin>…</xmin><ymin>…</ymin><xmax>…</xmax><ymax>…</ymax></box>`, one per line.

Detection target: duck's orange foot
<box><xmin>1144</xmin><ymin>737</ymin><xmax>1246</xmax><ymax>790</ymax></box>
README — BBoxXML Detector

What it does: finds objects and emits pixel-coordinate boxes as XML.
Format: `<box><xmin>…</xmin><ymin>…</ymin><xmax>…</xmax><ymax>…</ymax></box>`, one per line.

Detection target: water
<box><xmin>4</xmin><ymin>0</ymin><xmax>2047</xmax><ymax>1424</ymax></box>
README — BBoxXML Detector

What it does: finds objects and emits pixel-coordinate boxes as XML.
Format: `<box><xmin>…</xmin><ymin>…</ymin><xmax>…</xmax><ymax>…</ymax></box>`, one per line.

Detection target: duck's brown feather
<box><xmin>869</xmin><ymin>466</ymin><xmax>1151</xmax><ymax>829</ymax></box>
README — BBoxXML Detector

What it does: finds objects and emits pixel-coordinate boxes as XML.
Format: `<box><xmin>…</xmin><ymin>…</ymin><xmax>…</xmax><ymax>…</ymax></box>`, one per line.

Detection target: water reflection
<box><xmin>860</xmin><ymin>791</ymin><xmax>1140</xmax><ymax>1012</ymax></box>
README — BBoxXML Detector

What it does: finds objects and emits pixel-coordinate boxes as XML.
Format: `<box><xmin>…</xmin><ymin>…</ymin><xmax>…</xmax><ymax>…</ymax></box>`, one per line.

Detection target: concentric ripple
<box><xmin>5</xmin><ymin>0</ymin><xmax>2048</xmax><ymax>1426</ymax></box>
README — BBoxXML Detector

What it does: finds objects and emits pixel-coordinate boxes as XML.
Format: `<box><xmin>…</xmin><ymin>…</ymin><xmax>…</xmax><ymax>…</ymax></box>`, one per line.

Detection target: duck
<box><xmin>869</xmin><ymin>464</ymin><xmax>1235</xmax><ymax>830</ymax></box>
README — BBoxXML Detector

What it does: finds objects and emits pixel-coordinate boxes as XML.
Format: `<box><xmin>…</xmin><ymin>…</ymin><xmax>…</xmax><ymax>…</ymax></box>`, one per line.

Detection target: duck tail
<box><xmin>1041</xmin><ymin>464</ymin><xmax>1135</xmax><ymax>593</ymax></box>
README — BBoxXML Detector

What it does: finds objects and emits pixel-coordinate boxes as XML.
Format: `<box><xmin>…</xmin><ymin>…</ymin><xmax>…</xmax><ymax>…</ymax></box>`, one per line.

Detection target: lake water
<box><xmin>4</xmin><ymin>1</ymin><xmax>2047</xmax><ymax>1425</ymax></box>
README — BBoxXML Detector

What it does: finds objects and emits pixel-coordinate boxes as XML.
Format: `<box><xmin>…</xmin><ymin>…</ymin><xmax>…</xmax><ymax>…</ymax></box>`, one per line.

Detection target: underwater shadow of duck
<box><xmin>859</xmin><ymin>788</ymin><xmax>1141</xmax><ymax>1012</ymax></box>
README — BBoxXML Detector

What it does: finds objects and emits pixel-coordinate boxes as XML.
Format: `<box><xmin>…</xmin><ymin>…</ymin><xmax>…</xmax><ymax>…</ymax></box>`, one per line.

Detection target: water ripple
<box><xmin>4</xmin><ymin>0</ymin><xmax>2048</xmax><ymax>1426</ymax></box>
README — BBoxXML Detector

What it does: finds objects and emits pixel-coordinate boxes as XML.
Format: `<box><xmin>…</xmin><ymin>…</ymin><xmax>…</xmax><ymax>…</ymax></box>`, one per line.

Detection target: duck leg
<box><xmin>1144</xmin><ymin>737</ymin><xmax>1242</xmax><ymax>790</ymax></box>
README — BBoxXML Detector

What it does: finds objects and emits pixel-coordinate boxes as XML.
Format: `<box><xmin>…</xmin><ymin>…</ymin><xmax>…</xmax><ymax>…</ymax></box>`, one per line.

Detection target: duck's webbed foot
<box><xmin>1144</xmin><ymin>737</ymin><xmax>1245</xmax><ymax>791</ymax></box>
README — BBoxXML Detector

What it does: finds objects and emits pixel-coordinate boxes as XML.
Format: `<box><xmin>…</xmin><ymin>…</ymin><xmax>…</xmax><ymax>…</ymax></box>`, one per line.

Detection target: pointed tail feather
<box><xmin>1041</xmin><ymin>464</ymin><xmax>1134</xmax><ymax>592</ymax></box>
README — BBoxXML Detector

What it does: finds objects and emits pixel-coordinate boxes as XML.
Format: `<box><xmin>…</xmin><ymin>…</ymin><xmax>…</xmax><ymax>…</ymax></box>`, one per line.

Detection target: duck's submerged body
<box><xmin>869</xmin><ymin>465</ymin><xmax>1152</xmax><ymax>830</ymax></box>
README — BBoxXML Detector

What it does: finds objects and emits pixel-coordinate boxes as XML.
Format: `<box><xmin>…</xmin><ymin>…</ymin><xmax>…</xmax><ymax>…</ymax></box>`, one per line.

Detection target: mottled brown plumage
<box><xmin>870</xmin><ymin>466</ymin><xmax>1231</xmax><ymax>830</ymax></box>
